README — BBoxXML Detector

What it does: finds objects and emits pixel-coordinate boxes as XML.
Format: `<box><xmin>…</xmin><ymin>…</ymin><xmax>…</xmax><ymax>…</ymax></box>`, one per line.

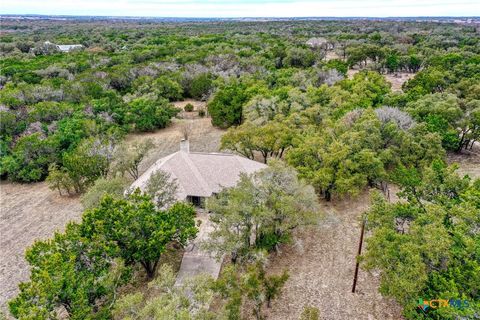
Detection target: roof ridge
<box><xmin>188</xmin><ymin>151</ymin><xmax>234</xmax><ymax>156</ymax></box>
<box><xmin>135</xmin><ymin>151</ymin><xmax>177</xmax><ymax>181</ymax></box>
<box><xmin>233</xmin><ymin>155</ymin><xmax>250</xmax><ymax>173</ymax></box>
<box><xmin>181</xmin><ymin>152</ymin><xmax>212</xmax><ymax>196</ymax></box>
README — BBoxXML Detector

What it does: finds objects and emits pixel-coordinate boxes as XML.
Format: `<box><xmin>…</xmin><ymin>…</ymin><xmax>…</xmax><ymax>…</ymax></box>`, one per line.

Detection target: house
<box><xmin>130</xmin><ymin>139</ymin><xmax>267</xmax><ymax>206</ymax></box>
<box><xmin>44</xmin><ymin>41</ymin><xmax>84</xmax><ymax>52</ymax></box>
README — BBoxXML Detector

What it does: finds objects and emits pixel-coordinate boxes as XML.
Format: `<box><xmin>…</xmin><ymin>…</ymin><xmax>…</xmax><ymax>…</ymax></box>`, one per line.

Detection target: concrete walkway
<box><xmin>175</xmin><ymin>209</ymin><xmax>222</xmax><ymax>286</ymax></box>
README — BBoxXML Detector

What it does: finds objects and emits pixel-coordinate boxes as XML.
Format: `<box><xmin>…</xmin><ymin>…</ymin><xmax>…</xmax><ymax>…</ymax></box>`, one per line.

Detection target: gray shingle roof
<box><xmin>130</xmin><ymin>147</ymin><xmax>266</xmax><ymax>200</ymax></box>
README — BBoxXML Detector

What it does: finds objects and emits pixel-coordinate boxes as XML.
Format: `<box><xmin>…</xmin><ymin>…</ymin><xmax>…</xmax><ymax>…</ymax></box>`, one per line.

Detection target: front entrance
<box><xmin>186</xmin><ymin>195</ymin><xmax>204</xmax><ymax>208</ymax></box>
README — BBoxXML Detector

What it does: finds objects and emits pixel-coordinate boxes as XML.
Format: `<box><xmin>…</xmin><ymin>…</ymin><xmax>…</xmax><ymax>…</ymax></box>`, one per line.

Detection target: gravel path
<box><xmin>174</xmin><ymin>210</ymin><xmax>222</xmax><ymax>286</ymax></box>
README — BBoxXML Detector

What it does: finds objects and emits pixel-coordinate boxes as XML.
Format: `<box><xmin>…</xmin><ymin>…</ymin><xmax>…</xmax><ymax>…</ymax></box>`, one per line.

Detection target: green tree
<box><xmin>81</xmin><ymin>191</ymin><xmax>197</xmax><ymax>278</ymax></box>
<box><xmin>113</xmin><ymin>139</ymin><xmax>155</xmax><ymax>180</ymax></box>
<box><xmin>81</xmin><ymin>176</ymin><xmax>128</xmax><ymax>209</ymax></box>
<box><xmin>153</xmin><ymin>76</ymin><xmax>183</xmax><ymax>101</ymax></box>
<box><xmin>203</xmin><ymin>161</ymin><xmax>319</xmax><ymax>263</ymax></box>
<box><xmin>143</xmin><ymin>169</ymin><xmax>179</xmax><ymax>209</ymax></box>
<box><xmin>184</xmin><ymin>72</ymin><xmax>213</xmax><ymax>100</ymax></box>
<box><xmin>362</xmin><ymin>163</ymin><xmax>480</xmax><ymax>319</ymax></box>
<box><xmin>113</xmin><ymin>264</ymin><xmax>218</xmax><ymax>320</ymax></box>
<box><xmin>287</xmin><ymin>110</ymin><xmax>386</xmax><ymax>200</ymax></box>
<box><xmin>287</xmin><ymin>109</ymin><xmax>444</xmax><ymax>200</ymax></box>
<box><xmin>54</xmin><ymin>116</ymin><xmax>98</xmax><ymax>151</ymax></box>
<box><xmin>9</xmin><ymin>223</ymin><xmax>126</xmax><ymax>320</ymax></box>
<box><xmin>457</xmin><ymin>99</ymin><xmax>480</xmax><ymax>151</ymax></box>
<box><xmin>242</xmin><ymin>263</ymin><xmax>289</xmax><ymax>320</ymax></box>
<box><xmin>208</xmin><ymin>81</ymin><xmax>250</xmax><ymax>128</ymax></box>
<box><xmin>283</xmin><ymin>47</ymin><xmax>316</xmax><ymax>68</ymax></box>
<box><xmin>126</xmin><ymin>98</ymin><xmax>178</xmax><ymax>132</ymax></box>
<box><xmin>406</xmin><ymin>93</ymin><xmax>463</xmax><ymax>151</ymax></box>
<box><xmin>2</xmin><ymin>133</ymin><xmax>59</xmax><ymax>182</ymax></box>
<box><xmin>221</xmin><ymin>121</ymin><xmax>295</xmax><ymax>163</ymax></box>
<box><xmin>54</xmin><ymin>136</ymin><xmax>116</xmax><ymax>194</ymax></box>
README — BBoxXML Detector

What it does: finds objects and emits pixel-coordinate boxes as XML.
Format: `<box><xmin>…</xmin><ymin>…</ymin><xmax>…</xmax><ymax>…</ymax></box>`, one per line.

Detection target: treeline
<box><xmin>1</xmin><ymin>19</ymin><xmax>479</xmax><ymax>187</ymax></box>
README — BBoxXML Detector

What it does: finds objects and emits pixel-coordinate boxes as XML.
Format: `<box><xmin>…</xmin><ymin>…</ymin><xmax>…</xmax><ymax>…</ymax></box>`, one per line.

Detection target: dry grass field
<box><xmin>0</xmin><ymin>182</ymin><xmax>83</xmax><ymax>315</ymax></box>
<box><xmin>447</xmin><ymin>142</ymin><xmax>480</xmax><ymax>179</ymax></box>
<box><xmin>125</xmin><ymin>102</ymin><xmax>225</xmax><ymax>173</ymax></box>
<box><xmin>384</xmin><ymin>72</ymin><xmax>416</xmax><ymax>92</ymax></box>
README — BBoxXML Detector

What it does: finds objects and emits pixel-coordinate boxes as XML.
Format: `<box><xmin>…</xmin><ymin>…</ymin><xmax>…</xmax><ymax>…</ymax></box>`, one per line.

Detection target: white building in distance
<box><xmin>44</xmin><ymin>41</ymin><xmax>84</xmax><ymax>52</ymax></box>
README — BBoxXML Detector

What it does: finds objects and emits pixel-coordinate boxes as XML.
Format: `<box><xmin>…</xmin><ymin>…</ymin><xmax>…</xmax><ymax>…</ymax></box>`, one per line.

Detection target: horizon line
<box><xmin>2</xmin><ymin>13</ymin><xmax>479</xmax><ymax>18</ymax></box>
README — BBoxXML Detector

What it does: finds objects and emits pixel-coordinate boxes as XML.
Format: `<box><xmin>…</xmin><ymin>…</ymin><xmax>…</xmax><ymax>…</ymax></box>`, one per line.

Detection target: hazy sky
<box><xmin>1</xmin><ymin>0</ymin><xmax>479</xmax><ymax>17</ymax></box>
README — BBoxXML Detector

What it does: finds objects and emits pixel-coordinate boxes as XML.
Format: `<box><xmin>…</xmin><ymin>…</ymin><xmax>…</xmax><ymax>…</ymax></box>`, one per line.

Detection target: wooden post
<box><xmin>352</xmin><ymin>217</ymin><xmax>366</xmax><ymax>293</ymax></box>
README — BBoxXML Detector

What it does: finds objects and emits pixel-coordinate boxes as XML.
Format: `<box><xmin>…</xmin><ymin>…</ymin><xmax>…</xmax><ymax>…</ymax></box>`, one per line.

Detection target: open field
<box><xmin>0</xmin><ymin>182</ymin><xmax>83</xmax><ymax>315</ymax></box>
<box><xmin>384</xmin><ymin>72</ymin><xmax>415</xmax><ymax>92</ymax></box>
<box><xmin>447</xmin><ymin>142</ymin><xmax>480</xmax><ymax>179</ymax></box>
<box><xmin>125</xmin><ymin>109</ymin><xmax>225</xmax><ymax>174</ymax></box>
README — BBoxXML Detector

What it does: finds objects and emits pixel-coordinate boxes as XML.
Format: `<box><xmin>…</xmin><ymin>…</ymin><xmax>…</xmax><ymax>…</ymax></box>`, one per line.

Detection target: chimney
<box><xmin>180</xmin><ymin>139</ymin><xmax>190</xmax><ymax>153</ymax></box>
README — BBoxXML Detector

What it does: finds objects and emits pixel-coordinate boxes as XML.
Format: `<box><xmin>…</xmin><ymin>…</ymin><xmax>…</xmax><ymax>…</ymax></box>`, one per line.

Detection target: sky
<box><xmin>1</xmin><ymin>0</ymin><xmax>479</xmax><ymax>18</ymax></box>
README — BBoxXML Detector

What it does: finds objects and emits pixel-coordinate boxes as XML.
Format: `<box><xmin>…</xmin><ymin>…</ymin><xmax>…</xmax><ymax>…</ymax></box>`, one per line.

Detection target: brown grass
<box><xmin>325</xmin><ymin>51</ymin><xmax>341</xmax><ymax>61</ymax></box>
<box><xmin>125</xmin><ymin>115</ymin><xmax>225</xmax><ymax>175</ymax></box>
<box><xmin>0</xmin><ymin>182</ymin><xmax>83</xmax><ymax>315</ymax></box>
<box><xmin>384</xmin><ymin>73</ymin><xmax>415</xmax><ymax>92</ymax></box>
<box><xmin>447</xmin><ymin>142</ymin><xmax>480</xmax><ymax>179</ymax></box>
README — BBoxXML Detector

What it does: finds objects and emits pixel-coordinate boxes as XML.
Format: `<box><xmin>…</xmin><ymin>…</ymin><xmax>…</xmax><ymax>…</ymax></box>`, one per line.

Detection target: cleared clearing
<box><xmin>0</xmin><ymin>182</ymin><xmax>83</xmax><ymax>315</ymax></box>
<box><xmin>447</xmin><ymin>142</ymin><xmax>480</xmax><ymax>179</ymax></box>
<box><xmin>126</xmin><ymin>102</ymin><xmax>225</xmax><ymax>175</ymax></box>
<box><xmin>384</xmin><ymin>72</ymin><xmax>415</xmax><ymax>92</ymax></box>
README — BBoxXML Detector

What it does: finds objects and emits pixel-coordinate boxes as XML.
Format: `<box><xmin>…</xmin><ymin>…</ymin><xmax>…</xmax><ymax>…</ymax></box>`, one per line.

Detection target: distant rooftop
<box><xmin>44</xmin><ymin>41</ymin><xmax>83</xmax><ymax>52</ymax></box>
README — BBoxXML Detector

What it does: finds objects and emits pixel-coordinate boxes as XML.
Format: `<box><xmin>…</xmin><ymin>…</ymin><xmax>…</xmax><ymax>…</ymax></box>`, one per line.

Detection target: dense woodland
<box><xmin>1</xmin><ymin>18</ymin><xmax>479</xmax><ymax>319</ymax></box>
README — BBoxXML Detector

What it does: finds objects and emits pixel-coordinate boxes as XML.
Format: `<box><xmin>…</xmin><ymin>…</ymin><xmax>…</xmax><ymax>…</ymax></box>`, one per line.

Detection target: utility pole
<box><xmin>352</xmin><ymin>217</ymin><xmax>366</xmax><ymax>293</ymax></box>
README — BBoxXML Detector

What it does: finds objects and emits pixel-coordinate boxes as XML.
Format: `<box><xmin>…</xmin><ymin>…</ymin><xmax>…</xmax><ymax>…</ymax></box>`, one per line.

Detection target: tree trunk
<box><xmin>456</xmin><ymin>131</ymin><xmax>466</xmax><ymax>153</ymax></box>
<box><xmin>325</xmin><ymin>189</ymin><xmax>332</xmax><ymax>201</ymax></box>
<box><xmin>142</xmin><ymin>260</ymin><xmax>158</xmax><ymax>279</ymax></box>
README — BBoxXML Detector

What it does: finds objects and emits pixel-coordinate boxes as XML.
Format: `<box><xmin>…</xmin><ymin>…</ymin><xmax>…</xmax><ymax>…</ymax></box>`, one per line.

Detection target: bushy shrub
<box><xmin>81</xmin><ymin>176</ymin><xmax>128</xmax><ymax>209</ymax></box>
<box><xmin>126</xmin><ymin>97</ymin><xmax>178</xmax><ymax>132</ymax></box>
